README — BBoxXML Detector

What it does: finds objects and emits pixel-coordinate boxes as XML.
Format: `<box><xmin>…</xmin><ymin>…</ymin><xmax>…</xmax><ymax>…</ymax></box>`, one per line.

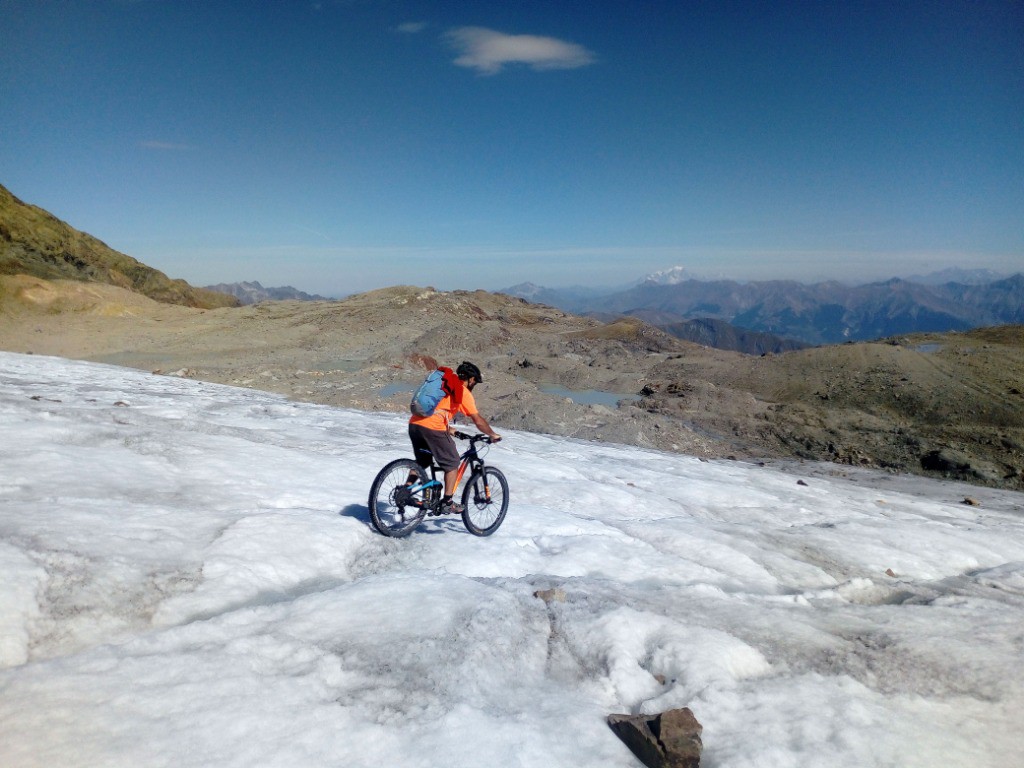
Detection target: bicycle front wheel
<box><xmin>461</xmin><ymin>466</ymin><xmax>509</xmax><ymax>536</ymax></box>
<box><xmin>368</xmin><ymin>459</ymin><xmax>428</xmax><ymax>537</ymax></box>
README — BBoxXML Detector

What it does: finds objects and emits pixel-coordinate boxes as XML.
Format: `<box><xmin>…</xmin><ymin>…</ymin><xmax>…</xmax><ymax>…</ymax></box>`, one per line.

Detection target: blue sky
<box><xmin>2</xmin><ymin>0</ymin><xmax>1022</xmax><ymax>296</ymax></box>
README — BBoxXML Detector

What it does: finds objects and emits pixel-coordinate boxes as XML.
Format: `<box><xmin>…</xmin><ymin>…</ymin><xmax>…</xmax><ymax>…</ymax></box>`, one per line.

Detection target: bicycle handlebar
<box><xmin>453</xmin><ymin>431</ymin><xmax>498</xmax><ymax>444</ymax></box>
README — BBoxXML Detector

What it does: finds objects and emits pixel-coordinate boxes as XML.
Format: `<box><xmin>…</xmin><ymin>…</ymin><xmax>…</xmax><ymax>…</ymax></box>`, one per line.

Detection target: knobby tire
<box><xmin>461</xmin><ymin>466</ymin><xmax>509</xmax><ymax>537</ymax></box>
<box><xmin>368</xmin><ymin>458</ymin><xmax>428</xmax><ymax>537</ymax></box>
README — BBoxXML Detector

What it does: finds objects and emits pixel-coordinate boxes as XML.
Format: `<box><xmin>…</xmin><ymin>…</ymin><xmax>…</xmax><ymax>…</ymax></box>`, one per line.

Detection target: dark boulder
<box><xmin>607</xmin><ymin>708</ymin><xmax>703</xmax><ymax>768</ymax></box>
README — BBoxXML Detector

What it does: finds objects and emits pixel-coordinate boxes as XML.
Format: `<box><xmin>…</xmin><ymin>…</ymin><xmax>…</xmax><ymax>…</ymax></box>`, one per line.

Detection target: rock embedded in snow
<box><xmin>607</xmin><ymin>708</ymin><xmax>703</xmax><ymax>768</ymax></box>
<box><xmin>533</xmin><ymin>587</ymin><xmax>567</xmax><ymax>604</ymax></box>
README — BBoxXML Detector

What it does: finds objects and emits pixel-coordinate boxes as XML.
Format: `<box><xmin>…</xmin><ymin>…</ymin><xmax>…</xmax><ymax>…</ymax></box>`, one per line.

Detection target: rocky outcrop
<box><xmin>920</xmin><ymin>448</ymin><xmax>1006</xmax><ymax>484</ymax></box>
<box><xmin>608</xmin><ymin>708</ymin><xmax>703</xmax><ymax>768</ymax></box>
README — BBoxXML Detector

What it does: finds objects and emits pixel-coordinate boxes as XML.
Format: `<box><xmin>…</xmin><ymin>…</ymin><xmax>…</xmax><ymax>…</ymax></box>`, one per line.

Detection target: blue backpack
<box><xmin>410</xmin><ymin>367</ymin><xmax>462</xmax><ymax>417</ymax></box>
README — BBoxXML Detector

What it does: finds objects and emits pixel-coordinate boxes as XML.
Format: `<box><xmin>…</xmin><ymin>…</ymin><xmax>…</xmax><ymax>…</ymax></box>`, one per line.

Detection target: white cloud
<box><xmin>396</xmin><ymin>21</ymin><xmax>427</xmax><ymax>34</ymax></box>
<box><xmin>445</xmin><ymin>26</ymin><xmax>596</xmax><ymax>75</ymax></box>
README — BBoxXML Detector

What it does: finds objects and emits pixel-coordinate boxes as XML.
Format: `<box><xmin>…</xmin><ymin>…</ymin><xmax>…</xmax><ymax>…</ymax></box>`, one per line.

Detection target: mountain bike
<box><xmin>368</xmin><ymin>432</ymin><xmax>509</xmax><ymax>538</ymax></box>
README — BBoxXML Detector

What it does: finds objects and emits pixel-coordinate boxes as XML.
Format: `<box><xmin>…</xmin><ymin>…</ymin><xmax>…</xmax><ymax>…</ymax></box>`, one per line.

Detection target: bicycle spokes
<box><xmin>369</xmin><ymin>459</ymin><xmax>431</xmax><ymax>537</ymax></box>
<box><xmin>461</xmin><ymin>467</ymin><xmax>509</xmax><ymax>537</ymax></box>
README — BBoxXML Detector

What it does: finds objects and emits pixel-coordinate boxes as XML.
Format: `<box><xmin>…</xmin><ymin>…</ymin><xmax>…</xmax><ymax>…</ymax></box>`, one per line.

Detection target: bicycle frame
<box><xmin>368</xmin><ymin>431</ymin><xmax>508</xmax><ymax>537</ymax></box>
<box><xmin>407</xmin><ymin>432</ymin><xmax>487</xmax><ymax>505</ymax></box>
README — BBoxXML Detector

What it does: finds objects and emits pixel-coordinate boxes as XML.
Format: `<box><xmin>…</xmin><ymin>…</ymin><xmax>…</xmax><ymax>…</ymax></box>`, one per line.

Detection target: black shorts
<box><xmin>408</xmin><ymin>423</ymin><xmax>461</xmax><ymax>471</ymax></box>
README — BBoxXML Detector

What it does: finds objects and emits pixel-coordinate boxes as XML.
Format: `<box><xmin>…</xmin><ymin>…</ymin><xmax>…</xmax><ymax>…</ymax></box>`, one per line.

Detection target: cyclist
<box><xmin>409</xmin><ymin>361</ymin><xmax>502</xmax><ymax>514</ymax></box>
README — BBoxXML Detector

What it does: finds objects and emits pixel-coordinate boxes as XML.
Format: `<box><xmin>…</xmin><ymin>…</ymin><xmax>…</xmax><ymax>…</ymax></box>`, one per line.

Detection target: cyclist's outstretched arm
<box><xmin>469</xmin><ymin>413</ymin><xmax>501</xmax><ymax>442</ymax></box>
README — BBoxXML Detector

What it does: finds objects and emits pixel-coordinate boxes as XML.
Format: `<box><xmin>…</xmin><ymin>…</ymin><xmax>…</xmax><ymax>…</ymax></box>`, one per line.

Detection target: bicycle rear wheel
<box><xmin>368</xmin><ymin>459</ymin><xmax>428</xmax><ymax>537</ymax></box>
<box><xmin>461</xmin><ymin>466</ymin><xmax>509</xmax><ymax>536</ymax></box>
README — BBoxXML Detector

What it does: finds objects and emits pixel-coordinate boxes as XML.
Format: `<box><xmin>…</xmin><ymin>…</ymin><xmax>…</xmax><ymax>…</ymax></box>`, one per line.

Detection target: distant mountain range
<box><xmin>901</xmin><ymin>267</ymin><xmax>1009</xmax><ymax>286</ymax></box>
<box><xmin>203</xmin><ymin>281</ymin><xmax>331</xmax><ymax>305</ymax></box>
<box><xmin>502</xmin><ymin>270</ymin><xmax>1024</xmax><ymax>347</ymax></box>
<box><xmin>630</xmin><ymin>315</ymin><xmax>809</xmax><ymax>354</ymax></box>
<box><xmin>3</xmin><ymin>181</ymin><xmax>1019</xmax><ymax>351</ymax></box>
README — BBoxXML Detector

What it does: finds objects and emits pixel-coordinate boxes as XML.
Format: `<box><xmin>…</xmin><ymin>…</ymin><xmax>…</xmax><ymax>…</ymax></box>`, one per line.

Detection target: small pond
<box><xmin>541</xmin><ymin>386</ymin><xmax>641</xmax><ymax>408</ymax></box>
<box><xmin>379</xmin><ymin>382</ymin><xmax>415</xmax><ymax>398</ymax></box>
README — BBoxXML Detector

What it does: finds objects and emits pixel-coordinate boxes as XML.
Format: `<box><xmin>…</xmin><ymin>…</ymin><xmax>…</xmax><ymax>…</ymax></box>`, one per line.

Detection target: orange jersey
<box><xmin>409</xmin><ymin>386</ymin><xmax>479</xmax><ymax>431</ymax></box>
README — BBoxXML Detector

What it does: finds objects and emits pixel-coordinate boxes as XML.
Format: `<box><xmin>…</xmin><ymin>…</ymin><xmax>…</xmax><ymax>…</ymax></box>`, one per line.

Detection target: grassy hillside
<box><xmin>0</xmin><ymin>183</ymin><xmax>237</xmax><ymax>309</ymax></box>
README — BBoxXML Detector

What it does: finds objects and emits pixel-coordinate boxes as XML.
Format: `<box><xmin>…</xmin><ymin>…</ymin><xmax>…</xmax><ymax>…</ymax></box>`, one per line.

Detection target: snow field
<box><xmin>1</xmin><ymin>352</ymin><xmax>1023</xmax><ymax>767</ymax></box>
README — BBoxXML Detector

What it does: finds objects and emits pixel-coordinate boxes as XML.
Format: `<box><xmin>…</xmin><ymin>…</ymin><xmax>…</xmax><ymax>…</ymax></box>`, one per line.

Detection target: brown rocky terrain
<box><xmin>2</xmin><ymin>274</ymin><xmax>1022</xmax><ymax>490</ymax></box>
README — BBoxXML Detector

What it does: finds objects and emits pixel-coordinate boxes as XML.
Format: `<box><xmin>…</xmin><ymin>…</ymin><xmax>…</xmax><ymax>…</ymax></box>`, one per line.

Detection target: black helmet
<box><xmin>456</xmin><ymin>361</ymin><xmax>483</xmax><ymax>383</ymax></box>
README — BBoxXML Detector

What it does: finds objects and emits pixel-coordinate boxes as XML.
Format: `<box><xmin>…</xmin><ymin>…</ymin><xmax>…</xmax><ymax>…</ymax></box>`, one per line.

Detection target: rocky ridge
<box><xmin>203</xmin><ymin>280</ymin><xmax>331</xmax><ymax>304</ymax></box>
<box><xmin>0</xmin><ymin>183</ymin><xmax>237</xmax><ymax>310</ymax></box>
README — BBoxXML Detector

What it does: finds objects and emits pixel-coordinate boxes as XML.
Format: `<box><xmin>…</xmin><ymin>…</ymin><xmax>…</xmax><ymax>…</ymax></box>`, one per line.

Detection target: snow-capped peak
<box><xmin>643</xmin><ymin>266</ymin><xmax>699</xmax><ymax>285</ymax></box>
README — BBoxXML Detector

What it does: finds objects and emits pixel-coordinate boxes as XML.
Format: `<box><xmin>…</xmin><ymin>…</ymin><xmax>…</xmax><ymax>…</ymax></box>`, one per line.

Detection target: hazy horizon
<box><xmin>204</xmin><ymin>262</ymin><xmax>1017</xmax><ymax>300</ymax></box>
